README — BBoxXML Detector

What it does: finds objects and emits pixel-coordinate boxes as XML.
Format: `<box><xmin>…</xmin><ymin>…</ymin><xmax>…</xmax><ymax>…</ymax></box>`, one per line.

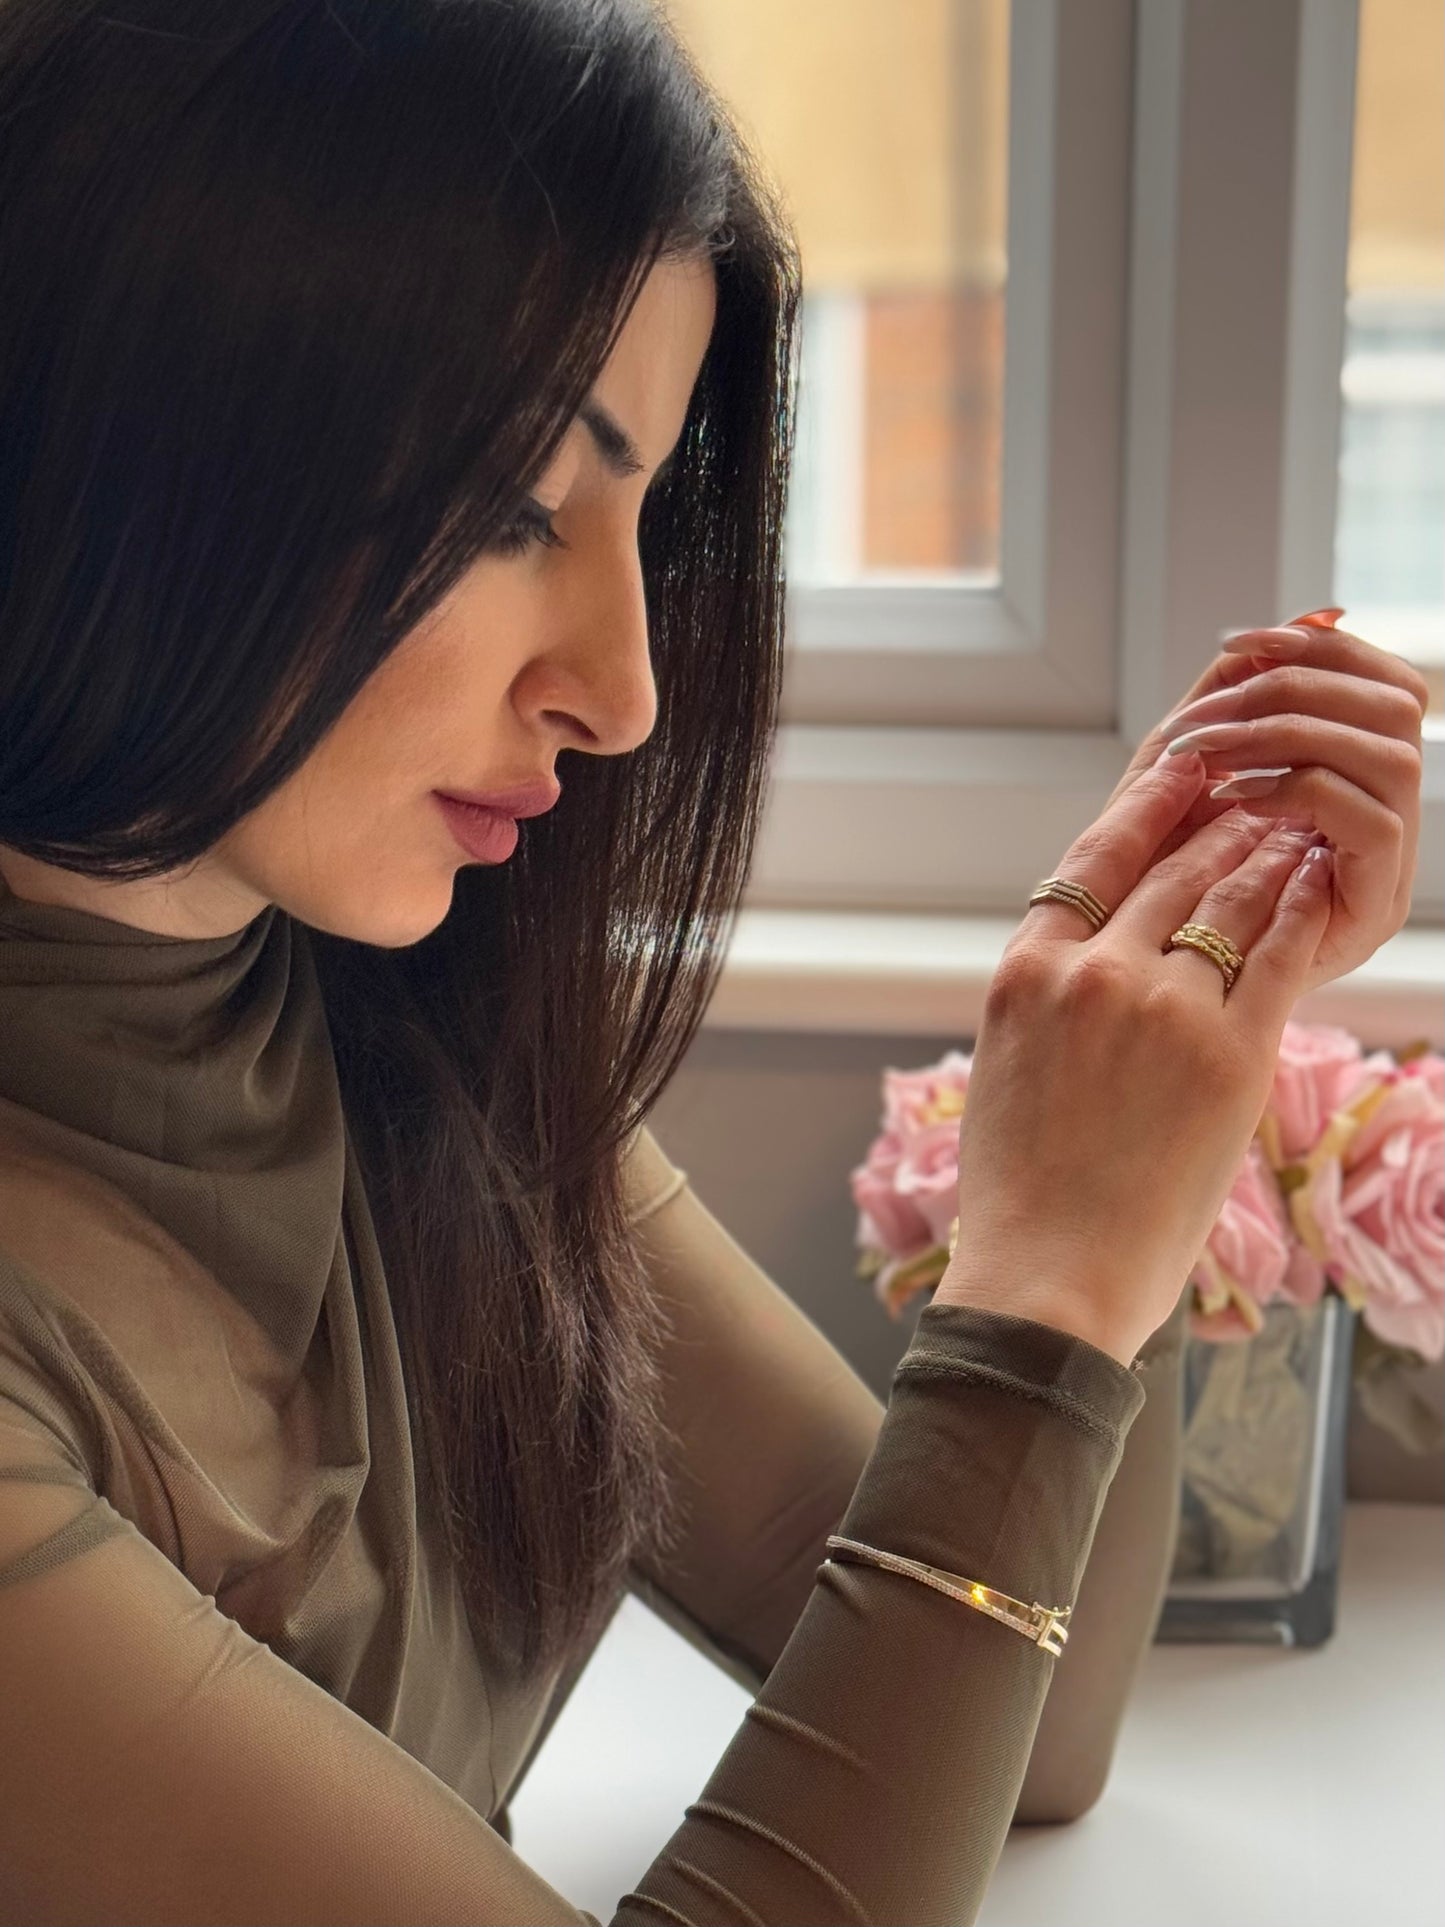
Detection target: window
<box><xmin>666</xmin><ymin>1</ymin><xmax>1443</xmax><ymax>927</ymax></box>
<box><xmin>673</xmin><ymin>0</ymin><xmax>1008</xmax><ymax>586</ymax></box>
<box><xmin>668</xmin><ymin>0</ymin><xmax>1134</xmax><ymax>727</ymax></box>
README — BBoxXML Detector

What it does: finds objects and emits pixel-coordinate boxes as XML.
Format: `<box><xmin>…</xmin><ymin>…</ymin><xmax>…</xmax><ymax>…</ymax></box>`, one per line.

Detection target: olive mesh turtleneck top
<box><xmin>0</xmin><ymin>871</ymin><xmax>1186</xmax><ymax>1925</ymax></box>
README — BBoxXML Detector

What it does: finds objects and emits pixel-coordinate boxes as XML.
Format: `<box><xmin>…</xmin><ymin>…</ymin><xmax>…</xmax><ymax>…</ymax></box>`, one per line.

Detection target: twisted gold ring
<box><xmin>1164</xmin><ymin>921</ymin><xmax>1244</xmax><ymax>994</ymax></box>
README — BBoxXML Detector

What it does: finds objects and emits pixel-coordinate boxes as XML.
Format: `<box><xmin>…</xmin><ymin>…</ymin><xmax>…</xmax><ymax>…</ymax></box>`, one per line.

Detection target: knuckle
<box><xmin>1263</xmin><ymin>663</ymin><xmax>1311</xmax><ymax>709</ymax></box>
<box><xmin>1066</xmin><ymin>820</ymin><xmax>1124</xmax><ymax>872</ymax></box>
<box><xmin>1133</xmin><ymin>971</ymin><xmax>1192</xmax><ymax>1031</ymax></box>
<box><xmin>989</xmin><ymin>936</ymin><xmax>1051</xmax><ymax>1007</ymax></box>
<box><xmin>1394</xmin><ymin>660</ymin><xmax>1432</xmax><ymax>716</ymax></box>
<box><xmin>1384</xmin><ymin>733</ymin><xmax>1424</xmax><ymax>782</ymax></box>
<box><xmin>1386</xmin><ymin>685</ymin><xmax>1427</xmax><ymax>737</ymax></box>
<box><xmin>1196</xmin><ymin>866</ymin><xmax>1261</xmax><ymax>918</ymax></box>
<box><xmin>1059</xmin><ymin>944</ymin><xmax>1133</xmax><ymax>1008</ymax></box>
<box><xmin>1159</xmin><ymin>817</ymin><xmax>1261</xmax><ymax>893</ymax></box>
<box><xmin>1144</xmin><ymin>842</ymin><xmax>1205</xmax><ymax>893</ymax></box>
<box><xmin>1295</xmin><ymin>764</ymin><xmax>1335</xmax><ymax>804</ymax></box>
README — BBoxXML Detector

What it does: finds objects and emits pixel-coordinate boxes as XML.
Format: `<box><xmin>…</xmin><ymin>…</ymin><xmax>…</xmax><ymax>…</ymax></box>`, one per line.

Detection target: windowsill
<box><xmin>705</xmin><ymin>909</ymin><xmax>1445</xmax><ymax>1050</ymax></box>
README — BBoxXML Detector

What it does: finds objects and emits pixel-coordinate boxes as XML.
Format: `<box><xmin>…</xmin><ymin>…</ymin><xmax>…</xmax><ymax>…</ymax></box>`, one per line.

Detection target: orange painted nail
<box><xmin>1293</xmin><ymin>607</ymin><xmax>1345</xmax><ymax>629</ymax></box>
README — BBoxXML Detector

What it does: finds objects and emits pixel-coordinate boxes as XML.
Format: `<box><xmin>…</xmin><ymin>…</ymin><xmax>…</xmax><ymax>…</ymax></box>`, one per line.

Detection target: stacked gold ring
<box><xmin>1027</xmin><ymin>876</ymin><xmax>1110</xmax><ymax>932</ymax></box>
<box><xmin>1164</xmin><ymin>920</ymin><xmax>1244</xmax><ymax>993</ymax></box>
<box><xmin>1028</xmin><ymin>875</ymin><xmax>1246</xmax><ymax>996</ymax></box>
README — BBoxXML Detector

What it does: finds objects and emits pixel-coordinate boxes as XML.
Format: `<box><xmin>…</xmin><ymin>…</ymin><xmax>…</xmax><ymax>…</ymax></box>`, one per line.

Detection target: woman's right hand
<box><xmin>936</xmin><ymin>751</ymin><xmax>1335</xmax><ymax>1365</ymax></box>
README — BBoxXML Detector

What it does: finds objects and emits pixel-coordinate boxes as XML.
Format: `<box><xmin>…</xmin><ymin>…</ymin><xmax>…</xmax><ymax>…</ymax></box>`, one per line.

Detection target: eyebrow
<box><xmin>577</xmin><ymin>398</ymin><xmax>677</xmax><ymax>484</ymax></box>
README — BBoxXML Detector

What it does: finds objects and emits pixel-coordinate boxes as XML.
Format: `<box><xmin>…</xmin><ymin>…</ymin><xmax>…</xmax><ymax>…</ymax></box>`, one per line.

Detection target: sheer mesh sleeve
<box><xmin>518</xmin><ymin>1123</ymin><xmax>1185</xmax><ymax>1832</ymax></box>
<box><xmin>0</xmin><ymin>1291</ymin><xmax>135</xmax><ymax>1587</ymax></box>
<box><xmin>0</xmin><ymin>1128</ymin><xmax>1150</xmax><ymax>1926</ymax></box>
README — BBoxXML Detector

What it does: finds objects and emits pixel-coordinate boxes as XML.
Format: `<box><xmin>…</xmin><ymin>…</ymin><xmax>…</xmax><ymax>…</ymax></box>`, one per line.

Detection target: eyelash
<box><xmin>490</xmin><ymin>499</ymin><xmax>568</xmax><ymax>558</ymax></box>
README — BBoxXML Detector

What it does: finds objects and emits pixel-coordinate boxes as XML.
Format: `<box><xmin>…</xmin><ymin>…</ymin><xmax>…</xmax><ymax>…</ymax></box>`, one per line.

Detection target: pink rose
<box><xmin>854</xmin><ymin>1051</ymin><xmax>973</xmax><ymax>1260</ymax></box>
<box><xmin>880</xmin><ymin>1050</ymin><xmax>973</xmax><ymax>1139</ymax></box>
<box><xmin>893</xmin><ymin>1116</ymin><xmax>965</xmax><ymax>1251</ymax></box>
<box><xmin>1188</xmin><ymin>1141</ymin><xmax>1327</xmax><ymax>1343</ymax></box>
<box><xmin>1402</xmin><ymin>1051</ymin><xmax>1445</xmax><ymax>1105</ymax></box>
<box><xmin>850</xmin><ymin>1126</ymin><xmax>934</xmax><ymax>1258</ymax></box>
<box><xmin>1267</xmin><ymin>1020</ymin><xmax>1390</xmax><ymax>1159</ymax></box>
<box><xmin>1307</xmin><ymin>1067</ymin><xmax>1445</xmax><ymax>1362</ymax></box>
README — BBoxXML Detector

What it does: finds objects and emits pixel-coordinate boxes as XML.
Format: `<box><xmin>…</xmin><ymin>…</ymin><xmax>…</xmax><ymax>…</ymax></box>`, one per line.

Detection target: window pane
<box><xmin>665</xmin><ymin>0</ymin><xmax>1010</xmax><ymax>584</ymax></box>
<box><xmin>1334</xmin><ymin>0</ymin><xmax>1444</xmax><ymax>717</ymax></box>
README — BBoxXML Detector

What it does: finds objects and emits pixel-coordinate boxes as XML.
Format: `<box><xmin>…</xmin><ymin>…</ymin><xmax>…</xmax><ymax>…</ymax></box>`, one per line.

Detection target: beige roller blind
<box><xmin>1349</xmin><ymin>0</ymin><xmax>1443</xmax><ymax>290</ymax></box>
<box><xmin>664</xmin><ymin>0</ymin><xmax>1009</xmax><ymax>292</ymax></box>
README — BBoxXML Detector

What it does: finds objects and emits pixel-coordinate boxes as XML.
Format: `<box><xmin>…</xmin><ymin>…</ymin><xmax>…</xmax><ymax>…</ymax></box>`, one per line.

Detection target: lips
<box><xmin>433</xmin><ymin>779</ymin><xmax>561</xmax><ymax>818</ymax></box>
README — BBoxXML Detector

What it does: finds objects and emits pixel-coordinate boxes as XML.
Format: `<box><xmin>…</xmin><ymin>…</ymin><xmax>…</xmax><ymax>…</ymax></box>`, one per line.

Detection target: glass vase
<box><xmin>1156</xmin><ymin>1293</ymin><xmax>1357</xmax><ymax>1649</ymax></box>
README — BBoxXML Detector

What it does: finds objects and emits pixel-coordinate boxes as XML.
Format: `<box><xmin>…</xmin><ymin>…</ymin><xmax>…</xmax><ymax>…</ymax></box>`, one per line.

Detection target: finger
<box><xmin>1114</xmin><ymin>607</ymin><xmax>1430</xmax><ymax>806</ymax></box>
<box><xmin>1107</xmin><ymin>628</ymin><xmax>1342</xmax><ymax>808</ymax></box>
<box><xmin>1160</xmin><ymin>661</ymin><xmax>1427</xmax><ymax>748</ymax></box>
<box><xmin>1219</xmin><ymin>616</ymin><xmax>1432</xmax><ymax>719</ymax></box>
<box><xmin>1105</xmin><ymin>814</ymin><xmax>1324</xmax><ymax>986</ymax></box>
<box><xmin>1160</xmin><ymin>831</ymin><xmax>1331</xmax><ymax>1012</ymax></box>
<box><xmin>1120</xmin><ymin>608</ymin><xmax>1342</xmax><ymax>777</ymax></box>
<box><xmin>1025</xmin><ymin>752</ymin><xmax>1254</xmax><ymax>942</ymax></box>
<box><xmin>1113</xmin><ymin>657</ymin><xmax>1259</xmax><ymax>792</ymax></box>
<box><xmin>1227</xmin><ymin>838</ymin><xmax>1337</xmax><ymax>1032</ymax></box>
<box><xmin>1211</xmin><ymin>756</ymin><xmax>1404</xmax><ymax>903</ymax></box>
<box><xmin>1161</xmin><ymin>711</ymin><xmax>1424</xmax><ymax>813</ymax></box>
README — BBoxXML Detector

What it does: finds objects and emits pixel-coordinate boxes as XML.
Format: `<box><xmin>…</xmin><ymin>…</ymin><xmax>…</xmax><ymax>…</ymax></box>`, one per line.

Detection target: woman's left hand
<box><xmin>1106</xmin><ymin>607</ymin><xmax>1430</xmax><ymax>996</ymax></box>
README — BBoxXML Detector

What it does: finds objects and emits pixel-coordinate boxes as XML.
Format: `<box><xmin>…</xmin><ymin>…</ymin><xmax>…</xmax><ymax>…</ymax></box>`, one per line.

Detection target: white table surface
<box><xmin>508</xmin><ymin>1502</ymin><xmax>1445</xmax><ymax>1925</ymax></box>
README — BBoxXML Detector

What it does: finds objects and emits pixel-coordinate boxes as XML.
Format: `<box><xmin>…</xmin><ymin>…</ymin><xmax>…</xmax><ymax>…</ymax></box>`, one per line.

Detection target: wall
<box><xmin>648</xmin><ymin>1025</ymin><xmax>1445</xmax><ymax>1506</ymax></box>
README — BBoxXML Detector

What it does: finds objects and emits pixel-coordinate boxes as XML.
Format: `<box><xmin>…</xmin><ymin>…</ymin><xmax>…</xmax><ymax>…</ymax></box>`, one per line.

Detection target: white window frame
<box><xmin>749</xmin><ymin>0</ymin><xmax>1445</xmax><ymax>927</ymax></box>
<box><xmin>779</xmin><ymin>0</ymin><xmax>1133</xmax><ymax>729</ymax></box>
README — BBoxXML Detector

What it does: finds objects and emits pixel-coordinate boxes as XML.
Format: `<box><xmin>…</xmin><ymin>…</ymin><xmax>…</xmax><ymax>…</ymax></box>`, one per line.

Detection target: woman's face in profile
<box><xmin>0</xmin><ymin>253</ymin><xmax>718</xmax><ymax>947</ymax></box>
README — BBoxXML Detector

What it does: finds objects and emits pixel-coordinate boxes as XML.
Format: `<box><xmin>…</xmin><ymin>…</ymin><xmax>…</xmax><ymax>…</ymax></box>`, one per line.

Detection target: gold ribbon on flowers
<box><xmin>872</xmin><ymin>1242</ymin><xmax>954</xmax><ymax>1317</ymax></box>
<box><xmin>1190</xmin><ymin>1246</ymin><xmax>1267</xmax><ymax>1334</ymax></box>
<box><xmin>920</xmin><ymin>1088</ymin><xmax>967</xmax><ymax>1126</ymax></box>
<box><xmin>1188</xmin><ymin>1077</ymin><xmax>1395</xmax><ymax>1327</ymax></box>
<box><xmin>1253</xmin><ymin>1080</ymin><xmax>1399</xmax><ymax>1312</ymax></box>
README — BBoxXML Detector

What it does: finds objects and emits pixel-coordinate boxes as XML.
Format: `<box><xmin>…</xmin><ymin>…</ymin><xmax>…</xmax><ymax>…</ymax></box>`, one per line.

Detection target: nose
<box><xmin>535</xmin><ymin>533</ymin><xmax>658</xmax><ymax>758</ymax></box>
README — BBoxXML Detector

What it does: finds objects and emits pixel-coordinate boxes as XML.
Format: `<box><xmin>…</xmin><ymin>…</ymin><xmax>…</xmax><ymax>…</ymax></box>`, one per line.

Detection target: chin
<box><xmin>286</xmin><ymin>880</ymin><xmax>456</xmax><ymax>950</ymax></box>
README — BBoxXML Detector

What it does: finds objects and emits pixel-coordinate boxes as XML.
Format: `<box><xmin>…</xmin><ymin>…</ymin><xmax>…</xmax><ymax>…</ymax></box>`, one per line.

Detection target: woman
<box><xmin>0</xmin><ymin>3</ymin><xmax>1427</xmax><ymax>1922</ymax></box>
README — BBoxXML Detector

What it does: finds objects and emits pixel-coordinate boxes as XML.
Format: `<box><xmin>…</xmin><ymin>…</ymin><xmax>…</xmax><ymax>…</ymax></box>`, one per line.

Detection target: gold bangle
<box><xmin>824</xmin><ymin>1534</ymin><xmax>1072</xmax><ymax>1656</ymax></box>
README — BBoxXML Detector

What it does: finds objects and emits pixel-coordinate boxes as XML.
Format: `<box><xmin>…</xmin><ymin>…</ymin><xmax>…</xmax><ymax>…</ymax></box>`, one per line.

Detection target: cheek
<box><xmin>246</xmin><ymin>648</ymin><xmax>459</xmax><ymax>868</ymax></box>
<box><xmin>331</xmin><ymin>623</ymin><xmax>493</xmax><ymax>785</ymax></box>
<box><xmin>263</xmin><ymin>574</ymin><xmax>536</xmax><ymax>847</ymax></box>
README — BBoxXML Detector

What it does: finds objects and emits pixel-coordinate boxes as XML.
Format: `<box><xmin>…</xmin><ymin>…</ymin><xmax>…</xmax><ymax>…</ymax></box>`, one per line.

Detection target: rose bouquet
<box><xmin>851</xmin><ymin>1021</ymin><xmax>1444</xmax><ymax>1453</ymax></box>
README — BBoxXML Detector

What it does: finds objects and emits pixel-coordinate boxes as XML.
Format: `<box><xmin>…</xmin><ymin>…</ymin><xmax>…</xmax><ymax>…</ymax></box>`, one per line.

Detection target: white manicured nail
<box><xmin>1209</xmin><ymin>773</ymin><xmax>1284</xmax><ymax>799</ymax></box>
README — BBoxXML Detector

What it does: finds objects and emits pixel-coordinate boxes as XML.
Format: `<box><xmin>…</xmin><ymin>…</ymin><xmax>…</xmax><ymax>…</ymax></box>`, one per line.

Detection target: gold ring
<box><xmin>1165</xmin><ymin>920</ymin><xmax>1245</xmax><ymax>994</ymax></box>
<box><xmin>1027</xmin><ymin>876</ymin><xmax>1111</xmax><ymax>932</ymax></box>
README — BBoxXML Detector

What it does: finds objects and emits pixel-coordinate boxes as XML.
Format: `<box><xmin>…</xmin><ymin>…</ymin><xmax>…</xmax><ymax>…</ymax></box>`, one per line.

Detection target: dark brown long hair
<box><xmin>0</xmin><ymin>0</ymin><xmax>799</xmax><ymax>1685</ymax></box>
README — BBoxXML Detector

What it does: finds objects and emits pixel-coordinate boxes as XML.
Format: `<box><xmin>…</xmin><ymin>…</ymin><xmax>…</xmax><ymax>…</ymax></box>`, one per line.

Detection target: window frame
<box><xmin>779</xmin><ymin>0</ymin><xmax>1134</xmax><ymax>730</ymax></box>
<box><xmin>750</xmin><ymin>0</ymin><xmax>1445</xmax><ymax>927</ymax></box>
